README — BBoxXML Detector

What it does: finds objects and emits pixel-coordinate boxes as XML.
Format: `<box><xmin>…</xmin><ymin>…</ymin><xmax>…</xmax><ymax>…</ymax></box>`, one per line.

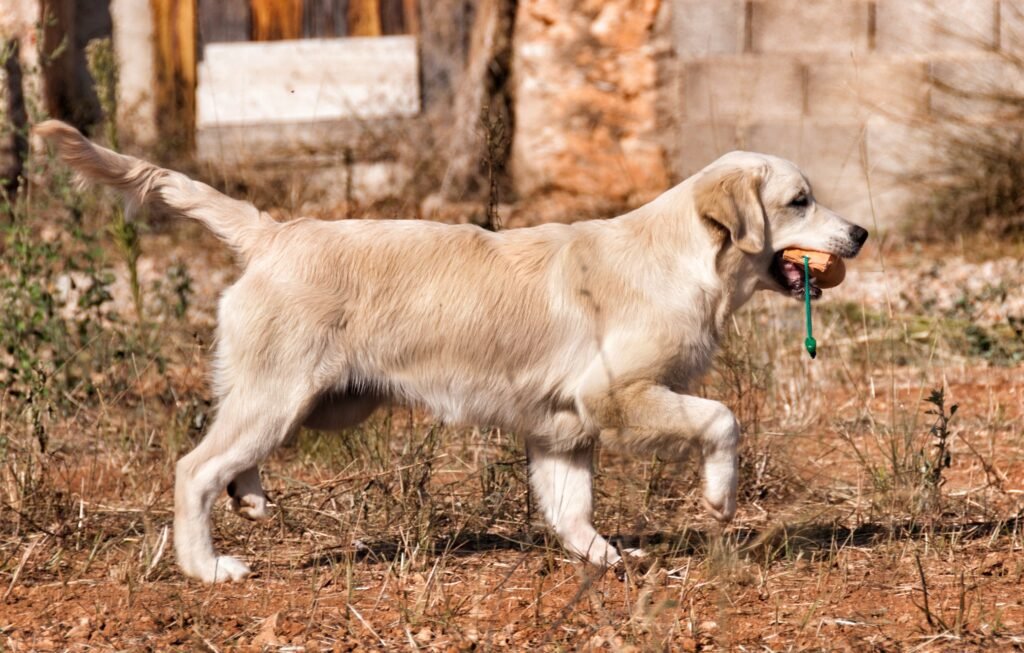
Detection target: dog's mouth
<box><xmin>771</xmin><ymin>252</ymin><xmax>822</xmax><ymax>300</ymax></box>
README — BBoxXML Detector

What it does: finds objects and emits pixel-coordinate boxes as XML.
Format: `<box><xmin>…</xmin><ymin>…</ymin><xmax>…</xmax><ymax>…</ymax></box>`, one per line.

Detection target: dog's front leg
<box><xmin>527</xmin><ymin>443</ymin><xmax>622</xmax><ymax>567</ymax></box>
<box><xmin>582</xmin><ymin>380</ymin><xmax>740</xmax><ymax>522</ymax></box>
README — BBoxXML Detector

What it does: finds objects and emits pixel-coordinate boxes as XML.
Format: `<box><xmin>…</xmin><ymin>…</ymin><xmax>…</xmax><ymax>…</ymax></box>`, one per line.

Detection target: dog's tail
<box><xmin>34</xmin><ymin>120</ymin><xmax>276</xmax><ymax>261</ymax></box>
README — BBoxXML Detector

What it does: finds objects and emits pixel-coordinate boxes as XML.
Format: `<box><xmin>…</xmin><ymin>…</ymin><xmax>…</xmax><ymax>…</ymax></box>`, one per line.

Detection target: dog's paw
<box><xmin>230</xmin><ymin>494</ymin><xmax>270</xmax><ymax>521</ymax></box>
<box><xmin>702</xmin><ymin>496</ymin><xmax>736</xmax><ymax>523</ymax></box>
<box><xmin>611</xmin><ymin>550</ymin><xmax>654</xmax><ymax>581</ymax></box>
<box><xmin>182</xmin><ymin>554</ymin><xmax>251</xmax><ymax>583</ymax></box>
<box><xmin>202</xmin><ymin>556</ymin><xmax>251</xmax><ymax>583</ymax></box>
<box><xmin>619</xmin><ymin>546</ymin><xmax>648</xmax><ymax>560</ymax></box>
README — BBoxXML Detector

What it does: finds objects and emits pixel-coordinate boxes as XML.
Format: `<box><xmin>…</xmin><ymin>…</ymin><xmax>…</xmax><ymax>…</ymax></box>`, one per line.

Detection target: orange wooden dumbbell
<box><xmin>781</xmin><ymin>248</ymin><xmax>846</xmax><ymax>288</ymax></box>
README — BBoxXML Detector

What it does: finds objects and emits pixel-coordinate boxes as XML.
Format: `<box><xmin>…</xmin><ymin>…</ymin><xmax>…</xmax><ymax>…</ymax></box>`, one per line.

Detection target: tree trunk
<box><xmin>40</xmin><ymin>0</ymin><xmax>103</xmax><ymax>131</ymax></box>
<box><xmin>1</xmin><ymin>38</ymin><xmax>28</xmax><ymax>205</ymax></box>
<box><xmin>439</xmin><ymin>0</ymin><xmax>516</xmax><ymax>204</ymax></box>
<box><xmin>151</xmin><ymin>0</ymin><xmax>197</xmax><ymax>152</ymax></box>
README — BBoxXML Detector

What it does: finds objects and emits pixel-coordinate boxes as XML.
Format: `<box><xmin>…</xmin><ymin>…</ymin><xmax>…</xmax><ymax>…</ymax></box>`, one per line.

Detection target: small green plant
<box><xmin>918</xmin><ymin>387</ymin><xmax>957</xmax><ymax>502</ymax></box>
<box><xmin>87</xmin><ymin>37</ymin><xmax>143</xmax><ymax>323</ymax></box>
<box><xmin>840</xmin><ymin>385</ymin><xmax>960</xmax><ymax>519</ymax></box>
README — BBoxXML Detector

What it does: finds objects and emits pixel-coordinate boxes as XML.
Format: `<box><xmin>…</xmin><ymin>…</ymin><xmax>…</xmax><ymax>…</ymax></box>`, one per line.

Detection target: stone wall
<box><xmin>511</xmin><ymin>0</ymin><xmax>671</xmax><ymax>214</ymax></box>
<box><xmin>513</xmin><ymin>0</ymin><xmax>1023</xmax><ymax>229</ymax></box>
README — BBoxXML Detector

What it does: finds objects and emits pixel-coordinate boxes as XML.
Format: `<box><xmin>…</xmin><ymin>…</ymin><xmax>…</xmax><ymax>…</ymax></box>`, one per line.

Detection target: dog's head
<box><xmin>692</xmin><ymin>151</ymin><xmax>869</xmax><ymax>299</ymax></box>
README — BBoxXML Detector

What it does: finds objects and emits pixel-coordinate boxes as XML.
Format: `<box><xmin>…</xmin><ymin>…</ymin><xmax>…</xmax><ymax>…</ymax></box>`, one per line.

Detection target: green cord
<box><xmin>803</xmin><ymin>256</ymin><xmax>817</xmax><ymax>359</ymax></box>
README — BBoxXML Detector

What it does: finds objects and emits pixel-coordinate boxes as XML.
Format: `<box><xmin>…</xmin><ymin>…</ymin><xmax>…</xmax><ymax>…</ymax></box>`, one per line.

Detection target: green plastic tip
<box><xmin>803</xmin><ymin>256</ymin><xmax>817</xmax><ymax>360</ymax></box>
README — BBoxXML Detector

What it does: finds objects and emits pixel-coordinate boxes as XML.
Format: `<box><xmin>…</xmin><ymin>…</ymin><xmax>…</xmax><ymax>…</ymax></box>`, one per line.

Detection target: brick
<box><xmin>864</xmin><ymin>116</ymin><xmax>939</xmax><ymax>178</ymax></box>
<box><xmin>678</xmin><ymin>119</ymin><xmax>914</xmax><ymax>229</ymax></box>
<box><xmin>774</xmin><ymin>120</ymin><xmax>912</xmax><ymax>222</ymax></box>
<box><xmin>744</xmin><ymin>120</ymin><xmax>919</xmax><ymax>228</ymax></box>
<box><xmin>742</xmin><ymin>121</ymin><xmax>866</xmax><ymax>190</ymax></box>
<box><xmin>750</xmin><ymin>0</ymin><xmax>871</xmax><ymax>54</ymax></box>
<box><xmin>675</xmin><ymin>120</ymin><xmax>743</xmax><ymax>177</ymax></box>
<box><xmin>929</xmin><ymin>56</ymin><xmax>1024</xmax><ymax>119</ymax></box>
<box><xmin>826</xmin><ymin>182</ymin><xmax>914</xmax><ymax>232</ymax></box>
<box><xmin>805</xmin><ymin>57</ymin><xmax>930</xmax><ymax>120</ymax></box>
<box><xmin>684</xmin><ymin>58</ymin><xmax>805</xmax><ymax>121</ymax></box>
<box><xmin>876</xmin><ymin>0</ymin><xmax>998</xmax><ymax>53</ymax></box>
<box><xmin>857</xmin><ymin>116</ymin><xmax>941</xmax><ymax>229</ymax></box>
<box><xmin>672</xmin><ymin>0</ymin><xmax>744</xmax><ymax>58</ymax></box>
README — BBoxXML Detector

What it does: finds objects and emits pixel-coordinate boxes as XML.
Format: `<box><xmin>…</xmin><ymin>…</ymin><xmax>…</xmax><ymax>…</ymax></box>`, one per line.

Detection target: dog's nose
<box><xmin>851</xmin><ymin>225</ymin><xmax>869</xmax><ymax>246</ymax></box>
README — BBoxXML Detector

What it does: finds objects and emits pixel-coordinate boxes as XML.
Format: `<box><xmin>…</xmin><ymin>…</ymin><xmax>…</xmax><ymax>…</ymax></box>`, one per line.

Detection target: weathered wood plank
<box><xmin>198</xmin><ymin>0</ymin><xmax>249</xmax><ymax>44</ymax></box>
<box><xmin>251</xmin><ymin>0</ymin><xmax>304</xmax><ymax>40</ymax></box>
<box><xmin>440</xmin><ymin>0</ymin><xmax>515</xmax><ymax>201</ymax></box>
<box><xmin>418</xmin><ymin>0</ymin><xmax>473</xmax><ymax>109</ymax></box>
<box><xmin>151</xmin><ymin>0</ymin><xmax>197</xmax><ymax>149</ymax></box>
<box><xmin>303</xmin><ymin>0</ymin><xmax>346</xmax><ymax>38</ymax></box>
<box><xmin>402</xmin><ymin>0</ymin><xmax>419</xmax><ymax>35</ymax></box>
<box><xmin>111</xmin><ymin>0</ymin><xmax>157</xmax><ymax>147</ymax></box>
<box><xmin>347</xmin><ymin>0</ymin><xmax>381</xmax><ymax>36</ymax></box>
<box><xmin>196</xmin><ymin>35</ymin><xmax>419</xmax><ymax>128</ymax></box>
<box><xmin>380</xmin><ymin>0</ymin><xmax>405</xmax><ymax>35</ymax></box>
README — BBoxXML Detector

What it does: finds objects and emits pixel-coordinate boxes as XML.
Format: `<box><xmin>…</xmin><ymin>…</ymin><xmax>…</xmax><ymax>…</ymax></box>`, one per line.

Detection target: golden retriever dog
<box><xmin>35</xmin><ymin>120</ymin><xmax>868</xmax><ymax>583</ymax></box>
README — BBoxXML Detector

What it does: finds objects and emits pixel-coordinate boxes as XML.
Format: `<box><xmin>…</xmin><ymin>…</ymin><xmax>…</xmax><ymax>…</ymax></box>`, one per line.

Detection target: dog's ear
<box><xmin>693</xmin><ymin>166</ymin><xmax>766</xmax><ymax>255</ymax></box>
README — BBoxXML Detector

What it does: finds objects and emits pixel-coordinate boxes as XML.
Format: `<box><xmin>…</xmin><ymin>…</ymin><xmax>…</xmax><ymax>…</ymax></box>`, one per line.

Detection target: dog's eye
<box><xmin>789</xmin><ymin>194</ymin><xmax>809</xmax><ymax>208</ymax></box>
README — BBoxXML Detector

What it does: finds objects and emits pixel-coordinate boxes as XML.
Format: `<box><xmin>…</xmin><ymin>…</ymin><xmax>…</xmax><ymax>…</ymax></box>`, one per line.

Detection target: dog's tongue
<box><xmin>783</xmin><ymin>259</ymin><xmax>819</xmax><ymax>289</ymax></box>
<box><xmin>782</xmin><ymin>259</ymin><xmax>804</xmax><ymax>285</ymax></box>
<box><xmin>781</xmin><ymin>258</ymin><xmax>822</xmax><ymax>298</ymax></box>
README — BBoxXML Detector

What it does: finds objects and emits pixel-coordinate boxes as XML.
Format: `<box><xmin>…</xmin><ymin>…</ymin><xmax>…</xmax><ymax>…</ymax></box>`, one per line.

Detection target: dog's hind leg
<box><xmin>227</xmin><ymin>466</ymin><xmax>268</xmax><ymax>521</ymax></box>
<box><xmin>222</xmin><ymin>394</ymin><xmax>380</xmax><ymax>523</ymax></box>
<box><xmin>174</xmin><ymin>384</ymin><xmax>312</xmax><ymax>583</ymax></box>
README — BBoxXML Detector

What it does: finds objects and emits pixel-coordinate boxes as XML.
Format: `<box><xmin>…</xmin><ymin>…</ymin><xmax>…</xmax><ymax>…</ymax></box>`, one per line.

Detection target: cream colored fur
<box><xmin>34</xmin><ymin>120</ymin><xmax>867</xmax><ymax>583</ymax></box>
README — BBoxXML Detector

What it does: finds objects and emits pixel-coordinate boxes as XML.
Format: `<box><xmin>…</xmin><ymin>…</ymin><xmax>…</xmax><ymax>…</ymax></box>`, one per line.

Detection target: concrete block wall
<box><xmin>668</xmin><ymin>0</ymin><xmax>1019</xmax><ymax>230</ymax></box>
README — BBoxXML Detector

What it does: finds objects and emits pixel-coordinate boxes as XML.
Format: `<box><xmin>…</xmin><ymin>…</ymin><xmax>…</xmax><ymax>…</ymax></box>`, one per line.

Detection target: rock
<box><xmin>414</xmin><ymin>626</ymin><xmax>433</xmax><ymax>643</ymax></box>
<box><xmin>65</xmin><ymin>617</ymin><xmax>92</xmax><ymax>640</ymax></box>
<box><xmin>512</xmin><ymin>0</ymin><xmax>669</xmax><ymax>210</ymax></box>
<box><xmin>252</xmin><ymin>612</ymin><xmax>280</xmax><ymax>648</ymax></box>
<box><xmin>698</xmin><ymin>619</ymin><xmax>718</xmax><ymax>632</ymax></box>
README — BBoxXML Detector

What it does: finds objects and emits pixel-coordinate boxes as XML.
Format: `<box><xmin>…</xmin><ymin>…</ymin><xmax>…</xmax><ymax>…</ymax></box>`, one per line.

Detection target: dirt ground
<box><xmin>2</xmin><ymin>210</ymin><xmax>1023</xmax><ymax>651</ymax></box>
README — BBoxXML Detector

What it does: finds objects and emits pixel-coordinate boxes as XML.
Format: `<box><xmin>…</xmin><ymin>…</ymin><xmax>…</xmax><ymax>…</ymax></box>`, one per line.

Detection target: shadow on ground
<box><xmin>303</xmin><ymin>513</ymin><xmax>1024</xmax><ymax>567</ymax></box>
